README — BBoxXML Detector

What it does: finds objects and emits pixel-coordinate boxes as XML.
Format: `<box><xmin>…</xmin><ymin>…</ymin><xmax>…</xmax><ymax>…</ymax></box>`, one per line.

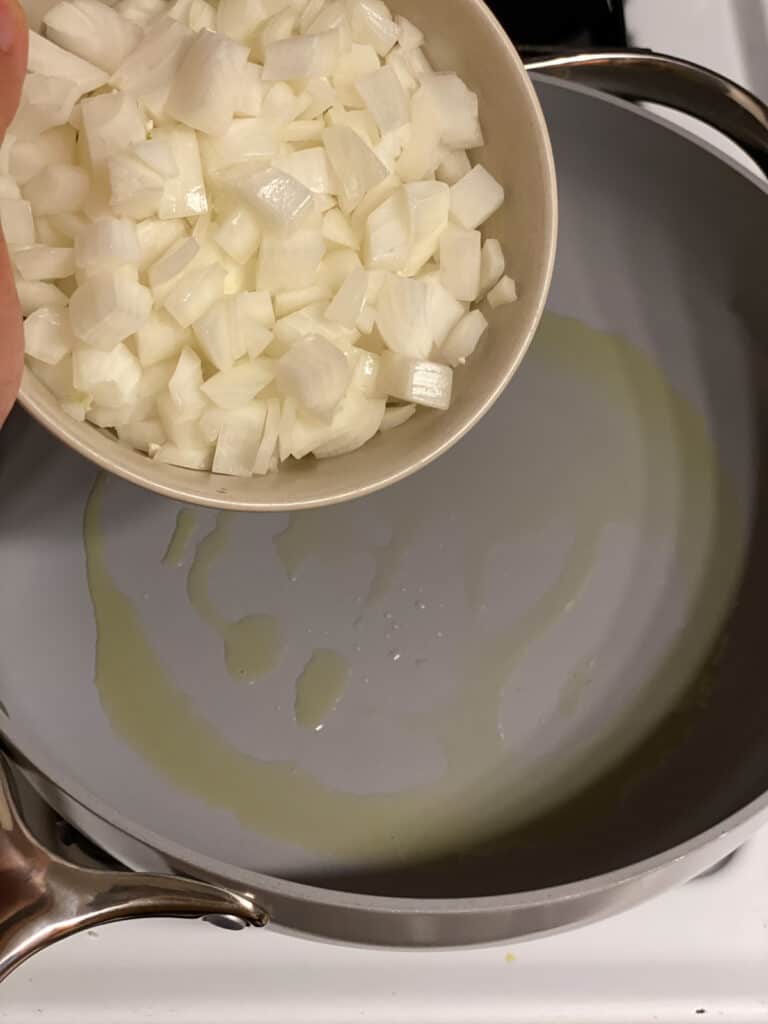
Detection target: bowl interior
<box><xmin>18</xmin><ymin>0</ymin><xmax>557</xmax><ymax>510</ymax></box>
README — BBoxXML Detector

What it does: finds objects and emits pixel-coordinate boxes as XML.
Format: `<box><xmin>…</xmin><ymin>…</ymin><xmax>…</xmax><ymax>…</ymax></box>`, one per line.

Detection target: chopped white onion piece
<box><xmin>166</xmin><ymin>30</ymin><xmax>249</xmax><ymax>136</ymax></box>
<box><xmin>81</xmin><ymin>92</ymin><xmax>146</xmax><ymax>170</ymax></box>
<box><xmin>191</xmin><ymin>294</ymin><xmax>245</xmax><ymax>370</ymax></box>
<box><xmin>48</xmin><ymin>211</ymin><xmax>89</xmax><ymax>241</ymax></box>
<box><xmin>380</xmin><ymin>402</ymin><xmax>415</xmax><ymax>431</ymax></box>
<box><xmin>326</xmin><ymin>267</ymin><xmax>368</xmax><ymax>327</ymax></box>
<box><xmin>274</xmin><ymin>304</ymin><xmax>358</xmax><ymax>353</ymax></box>
<box><xmin>135</xmin><ymin>310</ymin><xmax>190</xmax><ymax>367</ymax></box>
<box><xmin>274</xmin><ymin>285</ymin><xmax>331</xmax><ymax>319</ymax></box>
<box><xmin>439</xmin><ymin>226</ymin><xmax>481</xmax><ymax>302</ymax></box>
<box><xmin>167</xmin><ymin>346</ymin><xmax>206</xmax><ymax>416</ymax></box>
<box><xmin>211</xmin><ymin>206</ymin><xmax>261</xmax><ymax>266</ymax></box>
<box><xmin>116</xmin><ymin>0</ymin><xmax>167</xmax><ymax>28</ymax></box>
<box><xmin>425</xmin><ymin>275</ymin><xmax>466</xmax><ymax>347</ymax></box>
<box><xmin>421</xmin><ymin>73</ymin><xmax>483</xmax><ymax>150</ymax></box>
<box><xmin>450</xmin><ymin>164</ymin><xmax>504</xmax><ymax>230</ymax></box>
<box><xmin>72</xmin><ymin>341</ymin><xmax>141</xmax><ymax>405</ymax></box>
<box><xmin>27</xmin><ymin>30</ymin><xmax>110</xmax><ymax>97</ymax></box>
<box><xmin>314</xmin><ymin>391</ymin><xmax>386</xmax><ymax>457</ymax></box>
<box><xmin>75</xmin><ymin>217</ymin><xmax>141</xmax><ymax>269</ymax></box>
<box><xmin>23</xmin><ymin>164</ymin><xmax>90</xmax><ymax>216</ymax></box>
<box><xmin>322</xmin><ymin>124</ymin><xmax>387</xmax><ymax>213</ymax></box>
<box><xmin>440</xmin><ymin>308</ymin><xmax>488</xmax><ymax>366</ymax></box>
<box><xmin>0</xmin><ymin>175</ymin><xmax>20</xmax><ymax>200</ymax></box>
<box><xmin>479</xmin><ymin>237</ymin><xmax>505</xmax><ymax>295</ymax></box>
<box><xmin>363</xmin><ymin>186</ymin><xmax>410</xmax><ymax>271</ymax></box>
<box><xmin>107</xmin><ymin>152</ymin><xmax>163</xmax><ymax>220</ymax></box>
<box><xmin>163</xmin><ymin>263</ymin><xmax>227</xmax><ymax>327</ymax></box>
<box><xmin>236</xmin><ymin>63</ymin><xmax>265</xmax><ymax>116</ymax></box>
<box><xmin>9</xmin><ymin>126</ymin><xmax>76</xmax><ymax>186</ymax></box>
<box><xmin>395</xmin><ymin>85</ymin><xmax>441</xmax><ymax>182</ymax></box>
<box><xmin>277</xmin><ymin>335</ymin><xmax>350</xmax><ymax>418</ymax></box>
<box><xmin>395</xmin><ymin>16</ymin><xmax>423</xmax><ymax>50</ymax></box>
<box><xmin>153</xmin><ymin>443</ymin><xmax>213</xmax><ymax>471</ymax></box>
<box><xmin>376</xmin><ymin>274</ymin><xmax>431</xmax><ymax>358</ymax></box>
<box><xmin>253</xmin><ymin>397</ymin><xmax>281</xmax><ymax>474</ymax></box>
<box><xmin>381</xmin><ymin>354</ymin><xmax>452</xmax><ymax>409</ymax></box>
<box><xmin>436</xmin><ymin>148</ymin><xmax>471</xmax><ymax>186</ymax></box>
<box><xmin>110</xmin><ymin>16</ymin><xmax>193</xmax><ymax>104</ymax></box>
<box><xmin>350</xmin><ymin>348</ymin><xmax>381</xmax><ymax>396</ymax></box>
<box><xmin>212</xmin><ymin>403</ymin><xmax>266</xmax><ymax>476</ymax></box>
<box><xmin>202</xmin><ymin>360</ymin><xmax>276</xmax><ymax>408</ymax></box>
<box><xmin>44</xmin><ymin>0</ymin><xmax>143</xmax><ymax>74</ymax></box>
<box><xmin>322</xmin><ymin>207</ymin><xmax>359</xmax><ymax>249</ymax></box>
<box><xmin>237</xmin><ymin>167</ymin><xmax>314</xmax><ymax>232</ymax></box>
<box><xmin>256</xmin><ymin>6</ymin><xmax>297</xmax><ymax>60</ymax></box>
<box><xmin>16</xmin><ymin>280</ymin><xmax>68</xmax><ymax>317</ymax></box>
<box><xmin>155</xmin><ymin>128</ymin><xmax>208</xmax><ymax>219</ymax></box>
<box><xmin>216</xmin><ymin>0</ymin><xmax>269</xmax><ymax>41</ymax></box>
<box><xmin>11</xmin><ymin>74</ymin><xmax>81</xmax><ymax>140</ymax></box>
<box><xmin>135</xmin><ymin>218</ymin><xmax>187</xmax><ymax>271</ymax></box>
<box><xmin>347</xmin><ymin>0</ymin><xmax>398</xmax><ymax>57</ymax></box>
<box><xmin>200</xmin><ymin>119</ymin><xmax>277</xmax><ymax>175</ymax></box>
<box><xmin>14</xmin><ymin>245</ymin><xmax>75</xmax><ymax>281</ymax></box>
<box><xmin>256</xmin><ymin>228</ymin><xmax>325</xmax><ymax>291</ymax></box>
<box><xmin>330</xmin><ymin>42</ymin><xmax>379</xmax><ymax>106</ymax></box>
<box><xmin>274</xmin><ymin>148</ymin><xmax>338</xmax><ymax>195</ymax></box>
<box><xmin>288</xmin><ymin>408</ymin><xmax>334</xmax><ymax>459</ymax></box>
<box><xmin>69</xmin><ymin>268</ymin><xmax>152</xmax><ymax>348</ymax></box>
<box><xmin>24</xmin><ymin>306</ymin><xmax>76</xmax><ymax>365</ymax></box>
<box><xmin>147</xmin><ymin>236</ymin><xmax>199</xmax><ymax>289</ymax></box>
<box><xmin>402</xmin><ymin>180</ymin><xmax>449</xmax><ymax>276</ymax></box>
<box><xmin>117</xmin><ymin>418</ymin><xmax>166</xmax><ymax>451</ymax></box>
<box><xmin>355</xmin><ymin>65</ymin><xmax>409</xmax><ymax>134</ymax></box>
<box><xmin>487</xmin><ymin>274</ymin><xmax>518</xmax><ymax>309</ymax></box>
<box><xmin>34</xmin><ymin>214</ymin><xmax>70</xmax><ymax>247</ymax></box>
<box><xmin>263</xmin><ymin>29</ymin><xmax>341</xmax><ymax>80</ymax></box>
<box><xmin>0</xmin><ymin>199</ymin><xmax>35</xmax><ymax>247</ymax></box>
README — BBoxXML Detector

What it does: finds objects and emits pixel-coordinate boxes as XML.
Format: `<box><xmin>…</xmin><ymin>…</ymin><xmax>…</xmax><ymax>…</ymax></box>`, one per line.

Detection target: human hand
<box><xmin>0</xmin><ymin>0</ymin><xmax>28</xmax><ymax>427</ymax></box>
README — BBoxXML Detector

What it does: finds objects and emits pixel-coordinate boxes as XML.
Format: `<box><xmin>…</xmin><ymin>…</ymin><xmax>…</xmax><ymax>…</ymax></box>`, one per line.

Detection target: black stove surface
<box><xmin>489</xmin><ymin>0</ymin><xmax>627</xmax><ymax>48</ymax></box>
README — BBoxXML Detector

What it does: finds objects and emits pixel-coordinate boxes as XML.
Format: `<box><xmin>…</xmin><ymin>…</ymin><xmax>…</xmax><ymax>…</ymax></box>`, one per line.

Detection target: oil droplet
<box><xmin>294</xmin><ymin>649</ymin><xmax>349</xmax><ymax>730</ymax></box>
<box><xmin>162</xmin><ymin>509</ymin><xmax>198</xmax><ymax>568</ymax></box>
<box><xmin>390</xmin><ymin>650</ymin><xmax>402</xmax><ymax>662</ymax></box>
<box><xmin>415</xmin><ymin>601</ymin><xmax>427</xmax><ymax>611</ymax></box>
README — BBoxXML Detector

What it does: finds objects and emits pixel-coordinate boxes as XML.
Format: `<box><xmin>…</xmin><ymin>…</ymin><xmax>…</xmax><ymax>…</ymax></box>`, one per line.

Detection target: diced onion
<box><xmin>487</xmin><ymin>274</ymin><xmax>518</xmax><ymax>309</ymax></box>
<box><xmin>17</xmin><ymin>0</ymin><xmax>514</xmax><ymax>479</ymax></box>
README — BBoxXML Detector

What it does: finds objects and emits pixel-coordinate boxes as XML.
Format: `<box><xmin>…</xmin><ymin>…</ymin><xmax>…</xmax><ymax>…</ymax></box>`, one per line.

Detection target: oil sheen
<box><xmin>83</xmin><ymin>314</ymin><xmax>745</xmax><ymax>862</ymax></box>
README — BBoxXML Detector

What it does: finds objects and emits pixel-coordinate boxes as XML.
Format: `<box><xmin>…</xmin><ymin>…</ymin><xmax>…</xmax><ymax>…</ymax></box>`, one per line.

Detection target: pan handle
<box><xmin>523</xmin><ymin>49</ymin><xmax>768</xmax><ymax>178</ymax></box>
<box><xmin>0</xmin><ymin>754</ymin><xmax>268</xmax><ymax>983</ymax></box>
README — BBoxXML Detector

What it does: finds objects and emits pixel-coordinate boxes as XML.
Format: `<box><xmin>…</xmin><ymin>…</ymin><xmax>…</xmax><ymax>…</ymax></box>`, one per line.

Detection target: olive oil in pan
<box><xmin>294</xmin><ymin>649</ymin><xmax>350</xmax><ymax>730</ymax></box>
<box><xmin>85</xmin><ymin>476</ymin><xmax>491</xmax><ymax>859</ymax></box>
<box><xmin>162</xmin><ymin>509</ymin><xmax>199</xmax><ymax>568</ymax></box>
<box><xmin>184</xmin><ymin>512</ymin><xmax>281</xmax><ymax>683</ymax></box>
<box><xmin>84</xmin><ymin>314</ymin><xmax>743</xmax><ymax>858</ymax></box>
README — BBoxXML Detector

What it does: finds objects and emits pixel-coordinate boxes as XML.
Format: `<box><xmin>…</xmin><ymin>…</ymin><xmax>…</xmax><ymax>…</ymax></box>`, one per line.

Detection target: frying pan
<box><xmin>3</xmin><ymin>47</ymin><xmax>768</xmax><ymax>979</ymax></box>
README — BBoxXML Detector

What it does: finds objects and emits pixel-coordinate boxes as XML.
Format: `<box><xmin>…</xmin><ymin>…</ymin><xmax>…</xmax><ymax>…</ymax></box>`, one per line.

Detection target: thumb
<box><xmin>0</xmin><ymin>0</ymin><xmax>27</xmax><ymax>428</ymax></box>
<box><xmin>0</xmin><ymin>0</ymin><xmax>27</xmax><ymax>131</ymax></box>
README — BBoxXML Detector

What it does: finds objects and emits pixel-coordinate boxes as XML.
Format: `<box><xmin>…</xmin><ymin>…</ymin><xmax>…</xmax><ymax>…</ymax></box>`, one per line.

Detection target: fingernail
<box><xmin>0</xmin><ymin>0</ymin><xmax>22</xmax><ymax>54</ymax></box>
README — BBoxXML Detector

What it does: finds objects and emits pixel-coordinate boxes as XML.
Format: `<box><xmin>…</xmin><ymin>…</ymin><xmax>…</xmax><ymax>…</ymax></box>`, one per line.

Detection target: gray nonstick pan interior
<box><xmin>1</xmin><ymin>79</ymin><xmax>767</xmax><ymax>905</ymax></box>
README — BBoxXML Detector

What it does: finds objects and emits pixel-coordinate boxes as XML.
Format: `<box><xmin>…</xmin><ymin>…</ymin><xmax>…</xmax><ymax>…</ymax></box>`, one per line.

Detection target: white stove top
<box><xmin>5</xmin><ymin>1</ymin><xmax>768</xmax><ymax>1019</ymax></box>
